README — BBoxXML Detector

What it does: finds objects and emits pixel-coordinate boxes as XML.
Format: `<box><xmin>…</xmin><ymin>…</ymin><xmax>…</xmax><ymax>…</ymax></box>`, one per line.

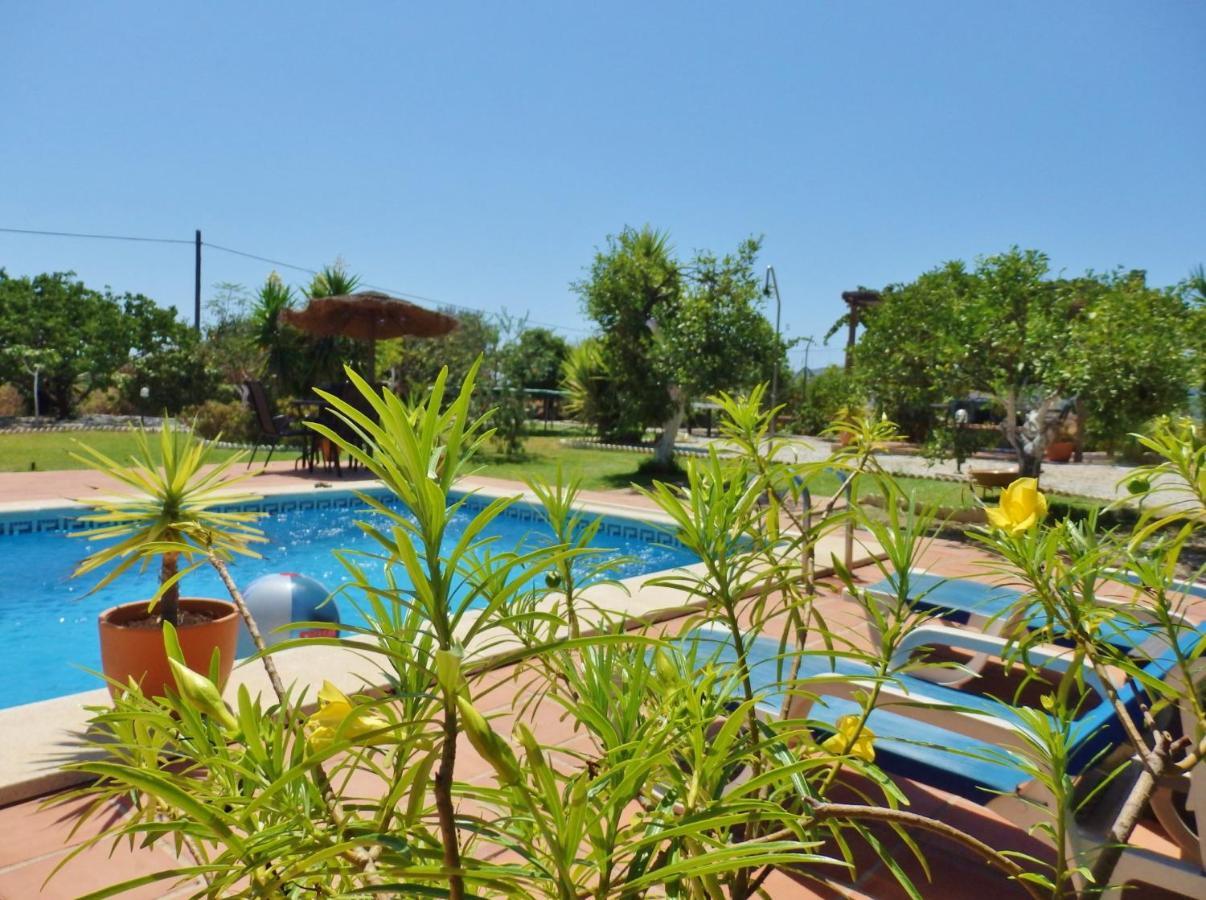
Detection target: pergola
<box><xmin>840</xmin><ymin>289</ymin><xmax>882</xmax><ymax>371</ymax></box>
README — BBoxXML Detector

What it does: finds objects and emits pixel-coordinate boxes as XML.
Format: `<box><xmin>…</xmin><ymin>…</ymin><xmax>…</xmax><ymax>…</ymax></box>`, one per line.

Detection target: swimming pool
<box><xmin>0</xmin><ymin>489</ymin><xmax>697</xmax><ymax>708</ymax></box>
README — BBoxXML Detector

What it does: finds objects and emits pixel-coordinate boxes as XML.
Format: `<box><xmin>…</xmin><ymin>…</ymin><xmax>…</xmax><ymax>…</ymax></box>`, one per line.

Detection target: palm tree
<box><xmin>250</xmin><ymin>272</ymin><xmax>296</xmax><ymax>390</ymax></box>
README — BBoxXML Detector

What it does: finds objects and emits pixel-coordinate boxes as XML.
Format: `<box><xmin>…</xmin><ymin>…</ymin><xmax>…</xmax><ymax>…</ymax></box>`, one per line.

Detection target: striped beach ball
<box><xmin>236</xmin><ymin>572</ymin><xmax>340</xmax><ymax>658</ymax></box>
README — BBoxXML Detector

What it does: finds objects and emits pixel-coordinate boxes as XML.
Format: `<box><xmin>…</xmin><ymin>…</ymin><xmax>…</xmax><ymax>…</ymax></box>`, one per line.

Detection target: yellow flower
<box><xmin>986</xmin><ymin>478</ymin><xmax>1048</xmax><ymax>534</ymax></box>
<box><xmin>821</xmin><ymin>715</ymin><xmax>876</xmax><ymax>762</ymax></box>
<box><xmin>305</xmin><ymin>681</ymin><xmax>391</xmax><ymax>752</ymax></box>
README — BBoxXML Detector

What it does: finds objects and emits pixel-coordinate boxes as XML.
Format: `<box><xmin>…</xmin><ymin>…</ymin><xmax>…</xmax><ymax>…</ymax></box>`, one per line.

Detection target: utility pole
<box><xmin>194</xmin><ymin>229</ymin><xmax>202</xmax><ymax>333</ymax></box>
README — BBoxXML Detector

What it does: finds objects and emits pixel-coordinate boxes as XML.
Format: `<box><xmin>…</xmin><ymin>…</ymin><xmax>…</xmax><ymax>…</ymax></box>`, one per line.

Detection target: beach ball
<box><xmin>236</xmin><ymin>572</ymin><xmax>340</xmax><ymax>657</ymax></box>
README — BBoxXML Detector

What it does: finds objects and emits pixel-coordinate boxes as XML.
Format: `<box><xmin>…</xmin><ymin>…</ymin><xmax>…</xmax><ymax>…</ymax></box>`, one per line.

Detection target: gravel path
<box><xmin>684</xmin><ymin>433</ymin><xmax>1161</xmax><ymax>503</ymax></box>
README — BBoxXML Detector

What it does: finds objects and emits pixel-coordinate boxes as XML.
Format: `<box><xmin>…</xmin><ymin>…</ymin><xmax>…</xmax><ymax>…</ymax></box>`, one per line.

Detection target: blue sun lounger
<box><xmin>1106</xmin><ymin>569</ymin><xmax>1206</xmax><ymax>600</ymax></box>
<box><xmin>861</xmin><ymin>571</ymin><xmax>1022</xmax><ymax>621</ymax></box>
<box><xmin>675</xmin><ymin>622</ymin><xmax>1206</xmax><ymax>898</ymax></box>
<box><xmin>859</xmin><ymin>572</ymin><xmax>1177</xmax><ymax>684</ymax></box>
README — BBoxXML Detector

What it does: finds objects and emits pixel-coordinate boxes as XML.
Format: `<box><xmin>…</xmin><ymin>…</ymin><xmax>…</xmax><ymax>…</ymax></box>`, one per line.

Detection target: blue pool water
<box><xmin>0</xmin><ymin>490</ymin><xmax>696</xmax><ymax>708</ymax></box>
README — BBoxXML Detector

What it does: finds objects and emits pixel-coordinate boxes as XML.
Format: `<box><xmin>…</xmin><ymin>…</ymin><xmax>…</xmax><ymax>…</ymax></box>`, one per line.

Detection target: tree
<box><xmin>301</xmin><ymin>261</ymin><xmax>369</xmax><ymax>386</ymax></box>
<box><xmin>574</xmin><ymin>227</ymin><xmax>681</xmax><ymax>445</ymax></box>
<box><xmin>652</xmin><ymin>239</ymin><xmax>781</xmax><ymax>460</ymax></box>
<box><xmin>1063</xmin><ymin>271</ymin><xmax>1189</xmax><ymax>450</ymax></box>
<box><xmin>250</xmin><ymin>272</ymin><xmax>299</xmax><ymax>393</ymax></box>
<box><xmin>851</xmin><ymin>248</ymin><xmax>1194</xmax><ymax>475</ymax></box>
<box><xmin>849</xmin><ymin>262</ymin><xmax>983</xmax><ymax>440</ymax></box>
<box><xmin>787</xmin><ymin>365</ymin><xmax>863</xmax><ymax>436</ymax></box>
<box><xmin>249</xmin><ymin>264</ymin><xmax>366</xmax><ymax>397</ymax></box>
<box><xmin>574</xmin><ymin>227</ymin><xmax>784</xmax><ymax>464</ymax></box>
<box><xmin>382</xmin><ymin>309</ymin><xmax>500</xmax><ymax>399</ymax></box>
<box><xmin>116</xmin><ymin>294</ymin><xmax>222</xmax><ymax>414</ymax></box>
<box><xmin>122</xmin><ymin>332</ymin><xmax>222</xmax><ymax>416</ymax></box>
<box><xmin>0</xmin><ymin>270</ymin><xmax>130</xmax><ymax>417</ymax></box>
<box><xmin>201</xmin><ymin>282</ymin><xmax>262</xmax><ymax>387</ymax></box>
<box><xmin>499</xmin><ymin>327</ymin><xmax>569</xmax><ymax>391</ymax></box>
<box><xmin>1181</xmin><ymin>265</ymin><xmax>1206</xmax><ymax>416</ymax></box>
<box><xmin>972</xmin><ymin>248</ymin><xmax>1078</xmax><ymax>476</ymax></box>
<box><xmin>306</xmin><ymin>260</ymin><xmax>360</xmax><ymax>299</ymax></box>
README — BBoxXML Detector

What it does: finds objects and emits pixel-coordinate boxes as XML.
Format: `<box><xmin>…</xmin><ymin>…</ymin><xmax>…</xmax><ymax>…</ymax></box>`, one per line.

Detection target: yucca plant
<box><xmin>70</xmin><ymin>419</ymin><xmax>264</xmax><ymax>627</ymax></box>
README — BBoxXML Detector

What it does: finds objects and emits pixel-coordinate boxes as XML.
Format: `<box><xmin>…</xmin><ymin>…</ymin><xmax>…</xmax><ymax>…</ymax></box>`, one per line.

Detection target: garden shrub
<box><xmin>787</xmin><ymin>364</ymin><xmax>863</xmax><ymax>436</ymax></box>
<box><xmin>182</xmin><ymin>398</ymin><xmax>256</xmax><ymax>444</ymax></box>
<box><xmin>0</xmin><ymin>383</ymin><xmax>24</xmax><ymax>416</ymax></box>
<box><xmin>77</xmin><ymin>386</ymin><xmax>136</xmax><ymax>416</ymax></box>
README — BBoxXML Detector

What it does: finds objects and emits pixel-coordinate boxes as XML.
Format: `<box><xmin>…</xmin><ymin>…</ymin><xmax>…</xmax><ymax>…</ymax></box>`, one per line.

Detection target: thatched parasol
<box><xmin>281</xmin><ymin>291</ymin><xmax>459</xmax><ymax>379</ymax></box>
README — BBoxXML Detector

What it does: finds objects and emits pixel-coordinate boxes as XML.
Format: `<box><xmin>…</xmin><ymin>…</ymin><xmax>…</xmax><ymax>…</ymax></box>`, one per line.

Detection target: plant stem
<box><xmin>159</xmin><ymin>551</ymin><xmax>180</xmax><ymax>627</ymax></box>
<box><xmin>1086</xmin><ymin>732</ymin><xmax>1172</xmax><ymax>893</ymax></box>
<box><xmin>801</xmin><ymin>802</ymin><xmax>1045</xmax><ymax>900</ymax></box>
<box><xmin>208</xmin><ymin>553</ymin><xmax>372</xmax><ymax>871</ymax></box>
<box><xmin>207</xmin><ymin>554</ymin><xmax>285</xmax><ymax>703</ymax></box>
<box><xmin>435</xmin><ymin>698</ymin><xmax>465</xmax><ymax>900</ymax></box>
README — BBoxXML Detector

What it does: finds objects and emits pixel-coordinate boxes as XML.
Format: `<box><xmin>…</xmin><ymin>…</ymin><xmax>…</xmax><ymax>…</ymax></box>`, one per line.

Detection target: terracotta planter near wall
<box><xmin>1045</xmin><ymin>441</ymin><xmax>1075</xmax><ymax>463</ymax></box>
<box><xmin>97</xmin><ymin>598</ymin><xmax>239</xmax><ymax>699</ymax></box>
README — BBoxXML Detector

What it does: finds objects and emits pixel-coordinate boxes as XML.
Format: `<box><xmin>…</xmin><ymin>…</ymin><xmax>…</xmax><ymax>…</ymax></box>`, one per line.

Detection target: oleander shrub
<box><xmin>58</xmin><ymin>368</ymin><xmax>1206</xmax><ymax>899</ymax></box>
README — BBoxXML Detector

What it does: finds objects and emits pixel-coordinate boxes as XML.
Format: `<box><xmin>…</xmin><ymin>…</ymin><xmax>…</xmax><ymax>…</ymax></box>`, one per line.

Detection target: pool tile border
<box><xmin>0</xmin><ymin>485</ymin><xmax>690</xmax><ymax>552</ymax></box>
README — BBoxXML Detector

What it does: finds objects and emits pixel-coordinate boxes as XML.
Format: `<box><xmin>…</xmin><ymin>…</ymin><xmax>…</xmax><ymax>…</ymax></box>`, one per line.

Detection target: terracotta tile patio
<box><xmin>0</xmin><ymin>468</ymin><xmax>1197</xmax><ymax>897</ymax></box>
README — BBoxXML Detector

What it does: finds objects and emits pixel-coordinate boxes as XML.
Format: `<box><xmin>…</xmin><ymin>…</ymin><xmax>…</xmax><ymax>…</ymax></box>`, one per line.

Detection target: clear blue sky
<box><xmin>2</xmin><ymin>2</ymin><xmax>1202</xmax><ymax>370</ymax></box>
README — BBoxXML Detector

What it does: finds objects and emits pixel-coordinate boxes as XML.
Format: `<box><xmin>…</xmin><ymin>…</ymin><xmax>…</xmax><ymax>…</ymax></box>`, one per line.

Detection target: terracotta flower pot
<box><xmin>1045</xmin><ymin>440</ymin><xmax>1075</xmax><ymax>463</ymax></box>
<box><xmin>97</xmin><ymin>597</ymin><xmax>239</xmax><ymax>700</ymax></box>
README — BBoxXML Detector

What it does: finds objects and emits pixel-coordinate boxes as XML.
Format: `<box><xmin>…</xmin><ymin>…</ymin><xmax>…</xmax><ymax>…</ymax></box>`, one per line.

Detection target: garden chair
<box><xmin>309</xmin><ymin>380</ymin><xmax>381</xmax><ymax>478</ymax></box>
<box><xmin>243</xmin><ymin>380</ymin><xmax>312</xmax><ymax>469</ymax></box>
<box><xmin>676</xmin><ymin>623</ymin><xmax>1206</xmax><ymax>899</ymax></box>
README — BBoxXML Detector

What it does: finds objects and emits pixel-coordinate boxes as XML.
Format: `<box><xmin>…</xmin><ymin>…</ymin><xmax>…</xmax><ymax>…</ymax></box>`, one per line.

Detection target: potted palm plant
<box><xmin>71</xmin><ymin>421</ymin><xmax>265</xmax><ymax>698</ymax></box>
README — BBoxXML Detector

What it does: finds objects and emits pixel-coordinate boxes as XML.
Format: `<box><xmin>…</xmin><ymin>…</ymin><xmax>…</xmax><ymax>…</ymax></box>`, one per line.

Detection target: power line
<box><xmin>0</xmin><ymin>226</ymin><xmax>192</xmax><ymax>245</ymax></box>
<box><xmin>1</xmin><ymin>224</ymin><xmax>592</xmax><ymax>336</ymax></box>
<box><xmin>201</xmin><ymin>241</ymin><xmax>320</xmax><ymax>277</ymax></box>
<box><xmin>203</xmin><ymin>241</ymin><xmax>591</xmax><ymax>335</ymax></box>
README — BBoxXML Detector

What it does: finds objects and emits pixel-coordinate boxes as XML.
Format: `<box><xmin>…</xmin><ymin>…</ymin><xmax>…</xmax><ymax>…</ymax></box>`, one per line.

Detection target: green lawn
<box><xmin>0</xmin><ymin>429</ymin><xmax>1112</xmax><ymax>525</ymax></box>
<box><xmin>848</xmin><ymin>471</ymin><xmax>1119</xmax><ymax>527</ymax></box>
<box><xmin>0</xmin><ymin>430</ymin><xmax>296</xmax><ymax>472</ymax></box>
<box><xmin>474</xmin><ymin>436</ymin><xmax>671</xmax><ymax>492</ymax></box>
<box><xmin>0</xmin><ymin>430</ymin><xmax>660</xmax><ymax>491</ymax></box>
<box><xmin>854</xmin><ymin>474</ymin><xmax>977</xmax><ymax>507</ymax></box>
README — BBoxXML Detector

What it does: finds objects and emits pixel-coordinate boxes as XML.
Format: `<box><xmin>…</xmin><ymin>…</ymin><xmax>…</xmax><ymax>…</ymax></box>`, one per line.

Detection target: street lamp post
<box><xmin>763</xmin><ymin>267</ymin><xmax>782</xmax><ymax>436</ymax></box>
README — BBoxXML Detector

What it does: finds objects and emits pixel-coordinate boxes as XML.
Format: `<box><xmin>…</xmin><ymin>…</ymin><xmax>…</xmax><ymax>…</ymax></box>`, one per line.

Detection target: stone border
<box><xmin>0</xmin><ymin>415</ymin><xmax>175</xmax><ymax>434</ymax></box>
<box><xmin>561</xmin><ymin>438</ymin><xmax>710</xmax><ymax>457</ymax></box>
